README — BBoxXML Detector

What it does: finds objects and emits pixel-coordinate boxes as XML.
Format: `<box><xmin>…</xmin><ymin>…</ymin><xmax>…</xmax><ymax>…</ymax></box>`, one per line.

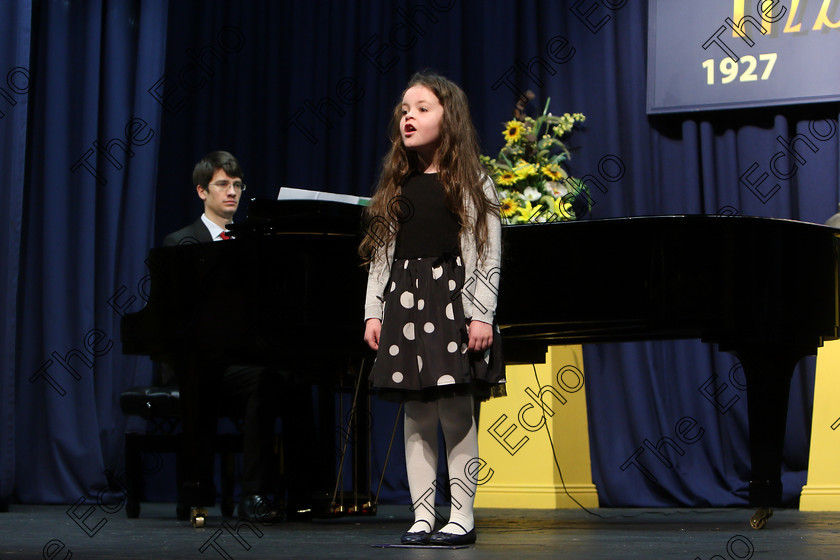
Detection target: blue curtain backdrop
<box><xmin>7</xmin><ymin>0</ymin><xmax>168</xmax><ymax>504</ymax></box>
<box><xmin>0</xmin><ymin>0</ymin><xmax>33</xmax><ymax>511</ymax></box>
<box><xmin>3</xmin><ymin>0</ymin><xmax>839</xmax><ymax>509</ymax></box>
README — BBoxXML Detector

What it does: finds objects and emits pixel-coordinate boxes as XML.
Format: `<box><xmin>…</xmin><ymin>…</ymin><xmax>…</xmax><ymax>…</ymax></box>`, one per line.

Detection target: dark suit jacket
<box><xmin>163</xmin><ymin>218</ymin><xmax>213</xmax><ymax>247</ymax></box>
<box><xmin>159</xmin><ymin>218</ymin><xmax>213</xmax><ymax>384</ymax></box>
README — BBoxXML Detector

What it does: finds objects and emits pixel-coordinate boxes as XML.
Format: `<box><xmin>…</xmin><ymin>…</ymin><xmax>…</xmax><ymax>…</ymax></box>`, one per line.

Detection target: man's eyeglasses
<box><xmin>208</xmin><ymin>181</ymin><xmax>247</xmax><ymax>192</ymax></box>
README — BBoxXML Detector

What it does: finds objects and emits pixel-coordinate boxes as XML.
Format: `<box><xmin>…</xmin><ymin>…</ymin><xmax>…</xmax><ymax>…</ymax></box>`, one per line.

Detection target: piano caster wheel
<box><xmin>750</xmin><ymin>507</ymin><xmax>773</xmax><ymax>530</ymax></box>
<box><xmin>330</xmin><ymin>503</ymin><xmax>344</xmax><ymax>515</ymax></box>
<box><xmin>360</xmin><ymin>501</ymin><xmax>377</xmax><ymax>515</ymax></box>
<box><xmin>191</xmin><ymin>507</ymin><xmax>208</xmax><ymax>528</ymax></box>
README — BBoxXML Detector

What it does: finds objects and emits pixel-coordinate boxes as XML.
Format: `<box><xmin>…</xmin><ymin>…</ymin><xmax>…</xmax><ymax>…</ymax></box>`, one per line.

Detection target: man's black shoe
<box><xmin>238</xmin><ymin>494</ymin><xmax>285</xmax><ymax>524</ymax></box>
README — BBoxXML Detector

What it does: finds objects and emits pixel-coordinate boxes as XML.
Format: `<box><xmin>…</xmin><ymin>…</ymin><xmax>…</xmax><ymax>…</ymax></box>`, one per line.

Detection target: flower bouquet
<box><xmin>481</xmin><ymin>99</ymin><xmax>588</xmax><ymax>224</ymax></box>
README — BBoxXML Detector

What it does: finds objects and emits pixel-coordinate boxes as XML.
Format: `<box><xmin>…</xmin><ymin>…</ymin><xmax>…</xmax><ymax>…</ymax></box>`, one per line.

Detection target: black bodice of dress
<box><xmin>394</xmin><ymin>173</ymin><xmax>460</xmax><ymax>259</ymax></box>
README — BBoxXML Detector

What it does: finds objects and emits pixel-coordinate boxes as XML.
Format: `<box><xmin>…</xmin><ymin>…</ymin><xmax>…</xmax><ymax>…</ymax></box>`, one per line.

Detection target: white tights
<box><xmin>404</xmin><ymin>394</ymin><xmax>477</xmax><ymax>535</ymax></box>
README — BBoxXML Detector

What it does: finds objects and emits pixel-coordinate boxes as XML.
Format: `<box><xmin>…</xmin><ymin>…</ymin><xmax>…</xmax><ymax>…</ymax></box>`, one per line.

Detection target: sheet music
<box><xmin>276</xmin><ymin>186</ymin><xmax>370</xmax><ymax>206</ymax></box>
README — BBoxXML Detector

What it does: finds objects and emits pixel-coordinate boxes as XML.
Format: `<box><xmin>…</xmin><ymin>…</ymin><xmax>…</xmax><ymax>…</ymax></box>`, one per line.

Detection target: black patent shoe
<box><xmin>429</xmin><ymin>522</ymin><xmax>476</xmax><ymax>546</ymax></box>
<box><xmin>238</xmin><ymin>494</ymin><xmax>285</xmax><ymax>524</ymax></box>
<box><xmin>401</xmin><ymin>520</ymin><xmax>433</xmax><ymax>545</ymax></box>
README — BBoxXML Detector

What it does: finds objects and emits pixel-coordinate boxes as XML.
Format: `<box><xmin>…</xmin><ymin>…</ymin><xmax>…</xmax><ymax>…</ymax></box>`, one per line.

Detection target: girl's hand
<box><xmin>467</xmin><ymin>320</ymin><xmax>493</xmax><ymax>352</ymax></box>
<box><xmin>364</xmin><ymin>318</ymin><xmax>382</xmax><ymax>351</ymax></box>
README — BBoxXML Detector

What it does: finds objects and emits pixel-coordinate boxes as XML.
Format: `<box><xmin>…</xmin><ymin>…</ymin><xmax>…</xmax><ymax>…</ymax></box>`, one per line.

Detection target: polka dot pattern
<box><xmin>400</xmin><ymin>291</ymin><xmax>415</xmax><ymax>309</ymax></box>
<box><xmin>369</xmin><ymin>255</ymin><xmax>505</xmax><ymax>400</ymax></box>
<box><xmin>403</xmin><ymin>322</ymin><xmax>415</xmax><ymax>340</ymax></box>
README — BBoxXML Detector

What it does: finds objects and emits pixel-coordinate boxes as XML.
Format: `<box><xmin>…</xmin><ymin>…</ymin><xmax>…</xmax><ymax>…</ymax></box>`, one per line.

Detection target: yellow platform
<box><xmin>800</xmin><ymin>339</ymin><xmax>840</xmax><ymax>510</ymax></box>
<box><xmin>475</xmin><ymin>345</ymin><xmax>599</xmax><ymax>508</ymax></box>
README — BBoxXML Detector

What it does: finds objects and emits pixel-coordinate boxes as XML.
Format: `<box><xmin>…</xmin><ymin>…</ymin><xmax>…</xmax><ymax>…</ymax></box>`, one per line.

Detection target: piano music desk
<box><xmin>475</xmin><ymin>345</ymin><xmax>599</xmax><ymax>509</ymax></box>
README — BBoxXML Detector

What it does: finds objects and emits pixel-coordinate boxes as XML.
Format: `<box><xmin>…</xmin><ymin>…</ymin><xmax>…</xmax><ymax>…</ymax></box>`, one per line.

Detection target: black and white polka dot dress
<box><xmin>369</xmin><ymin>173</ymin><xmax>505</xmax><ymax>403</ymax></box>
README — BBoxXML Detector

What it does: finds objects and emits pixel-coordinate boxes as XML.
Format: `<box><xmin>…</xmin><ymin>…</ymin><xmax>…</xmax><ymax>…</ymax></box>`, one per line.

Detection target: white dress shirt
<box><xmin>201</xmin><ymin>213</ymin><xmax>229</xmax><ymax>241</ymax></box>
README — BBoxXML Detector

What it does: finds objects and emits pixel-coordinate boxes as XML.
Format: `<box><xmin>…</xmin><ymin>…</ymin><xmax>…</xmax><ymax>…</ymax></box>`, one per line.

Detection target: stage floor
<box><xmin>2</xmin><ymin>503</ymin><xmax>839</xmax><ymax>559</ymax></box>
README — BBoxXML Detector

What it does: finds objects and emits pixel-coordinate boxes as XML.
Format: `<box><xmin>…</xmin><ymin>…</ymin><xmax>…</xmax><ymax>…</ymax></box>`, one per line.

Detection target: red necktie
<box><xmin>220</xmin><ymin>231</ymin><xmax>231</xmax><ymax>240</ymax></box>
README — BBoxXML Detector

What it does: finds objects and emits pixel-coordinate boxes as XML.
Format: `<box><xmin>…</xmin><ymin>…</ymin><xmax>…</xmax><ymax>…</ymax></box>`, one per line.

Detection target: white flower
<box><xmin>549</xmin><ymin>182</ymin><xmax>569</xmax><ymax>197</ymax></box>
<box><xmin>523</xmin><ymin>186</ymin><xmax>541</xmax><ymax>201</ymax></box>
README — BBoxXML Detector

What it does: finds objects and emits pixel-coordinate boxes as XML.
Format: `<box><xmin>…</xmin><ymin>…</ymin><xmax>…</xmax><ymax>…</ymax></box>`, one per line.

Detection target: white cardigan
<box><xmin>363</xmin><ymin>176</ymin><xmax>501</xmax><ymax>325</ymax></box>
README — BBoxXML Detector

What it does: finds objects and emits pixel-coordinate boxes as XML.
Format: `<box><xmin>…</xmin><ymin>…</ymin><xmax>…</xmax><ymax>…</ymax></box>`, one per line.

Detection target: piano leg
<box><xmin>735</xmin><ymin>343</ymin><xmax>810</xmax><ymax>529</ymax></box>
<box><xmin>176</xmin><ymin>354</ymin><xmax>217</xmax><ymax>527</ymax></box>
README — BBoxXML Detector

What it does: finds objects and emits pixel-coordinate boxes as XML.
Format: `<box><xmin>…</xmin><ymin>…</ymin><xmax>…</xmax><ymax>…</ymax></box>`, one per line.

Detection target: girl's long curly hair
<box><xmin>359</xmin><ymin>71</ymin><xmax>496</xmax><ymax>265</ymax></box>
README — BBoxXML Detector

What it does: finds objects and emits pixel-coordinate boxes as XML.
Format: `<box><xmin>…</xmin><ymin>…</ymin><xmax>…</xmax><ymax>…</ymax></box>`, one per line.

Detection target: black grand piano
<box><xmin>121</xmin><ymin>199</ymin><xmax>371</xmax><ymax>525</ymax></box>
<box><xmin>121</xmin><ymin>202</ymin><xmax>840</xmax><ymax>529</ymax></box>
<box><xmin>497</xmin><ymin>214</ymin><xmax>840</xmax><ymax>528</ymax></box>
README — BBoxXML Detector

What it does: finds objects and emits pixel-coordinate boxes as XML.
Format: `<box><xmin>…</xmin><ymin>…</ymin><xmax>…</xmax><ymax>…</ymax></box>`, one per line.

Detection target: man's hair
<box><xmin>192</xmin><ymin>151</ymin><xmax>244</xmax><ymax>189</ymax></box>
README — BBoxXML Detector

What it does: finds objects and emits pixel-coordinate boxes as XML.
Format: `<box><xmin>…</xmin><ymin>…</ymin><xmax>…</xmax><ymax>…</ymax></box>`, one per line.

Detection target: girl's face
<box><xmin>400</xmin><ymin>85</ymin><xmax>444</xmax><ymax>163</ymax></box>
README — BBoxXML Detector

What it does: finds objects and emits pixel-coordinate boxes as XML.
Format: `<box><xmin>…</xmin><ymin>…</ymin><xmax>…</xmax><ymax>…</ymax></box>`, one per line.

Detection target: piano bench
<box><xmin>120</xmin><ymin>385</ymin><xmax>182</xmax><ymax>418</ymax></box>
<box><xmin>119</xmin><ymin>385</ymin><xmax>242</xmax><ymax>520</ymax></box>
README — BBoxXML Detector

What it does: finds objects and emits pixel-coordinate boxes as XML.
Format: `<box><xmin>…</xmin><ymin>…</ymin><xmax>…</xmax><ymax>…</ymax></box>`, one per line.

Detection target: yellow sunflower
<box><xmin>499</xmin><ymin>198</ymin><xmax>520</xmax><ymax>218</ymax></box>
<box><xmin>503</xmin><ymin>120</ymin><xmax>524</xmax><ymax>145</ymax></box>
<box><xmin>542</xmin><ymin>164</ymin><xmax>567</xmax><ymax>182</ymax></box>
<box><xmin>496</xmin><ymin>170</ymin><xmax>518</xmax><ymax>186</ymax></box>
<box><xmin>514</xmin><ymin>161</ymin><xmax>538</xmax><ymax>179</ymax></box>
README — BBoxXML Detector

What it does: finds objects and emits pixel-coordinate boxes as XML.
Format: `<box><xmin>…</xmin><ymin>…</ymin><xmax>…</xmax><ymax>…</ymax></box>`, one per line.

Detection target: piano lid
<box><xmin>496</xmin><ymin>214</ymin><xmax>840</xmax><ymax>351</ymax></box>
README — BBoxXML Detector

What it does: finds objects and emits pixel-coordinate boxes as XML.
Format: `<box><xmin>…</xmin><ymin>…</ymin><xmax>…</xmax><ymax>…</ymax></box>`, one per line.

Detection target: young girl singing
<box><xmin>361</xmin><ymin>71</ymin><xmax>505</xmax><ymax>546</ymax></box>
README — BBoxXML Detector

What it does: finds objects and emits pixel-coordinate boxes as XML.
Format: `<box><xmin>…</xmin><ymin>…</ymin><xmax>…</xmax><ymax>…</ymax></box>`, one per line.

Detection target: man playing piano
<box><xmin>164</xmin><ymin>150</ymin><xmax>244</xmax><ymax>246</ymax></box>
<box><xmin>163</xmin><ymin>151</ymin><xmax>284</xmax><ymax>523</ymax></box>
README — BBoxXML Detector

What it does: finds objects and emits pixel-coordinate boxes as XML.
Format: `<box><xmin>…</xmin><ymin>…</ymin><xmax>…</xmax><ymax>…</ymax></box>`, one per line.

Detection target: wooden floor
<box><xmin>2</xmin><ymin>503</ymin><xmax>839</xmax><ymax>559</ymax></box>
